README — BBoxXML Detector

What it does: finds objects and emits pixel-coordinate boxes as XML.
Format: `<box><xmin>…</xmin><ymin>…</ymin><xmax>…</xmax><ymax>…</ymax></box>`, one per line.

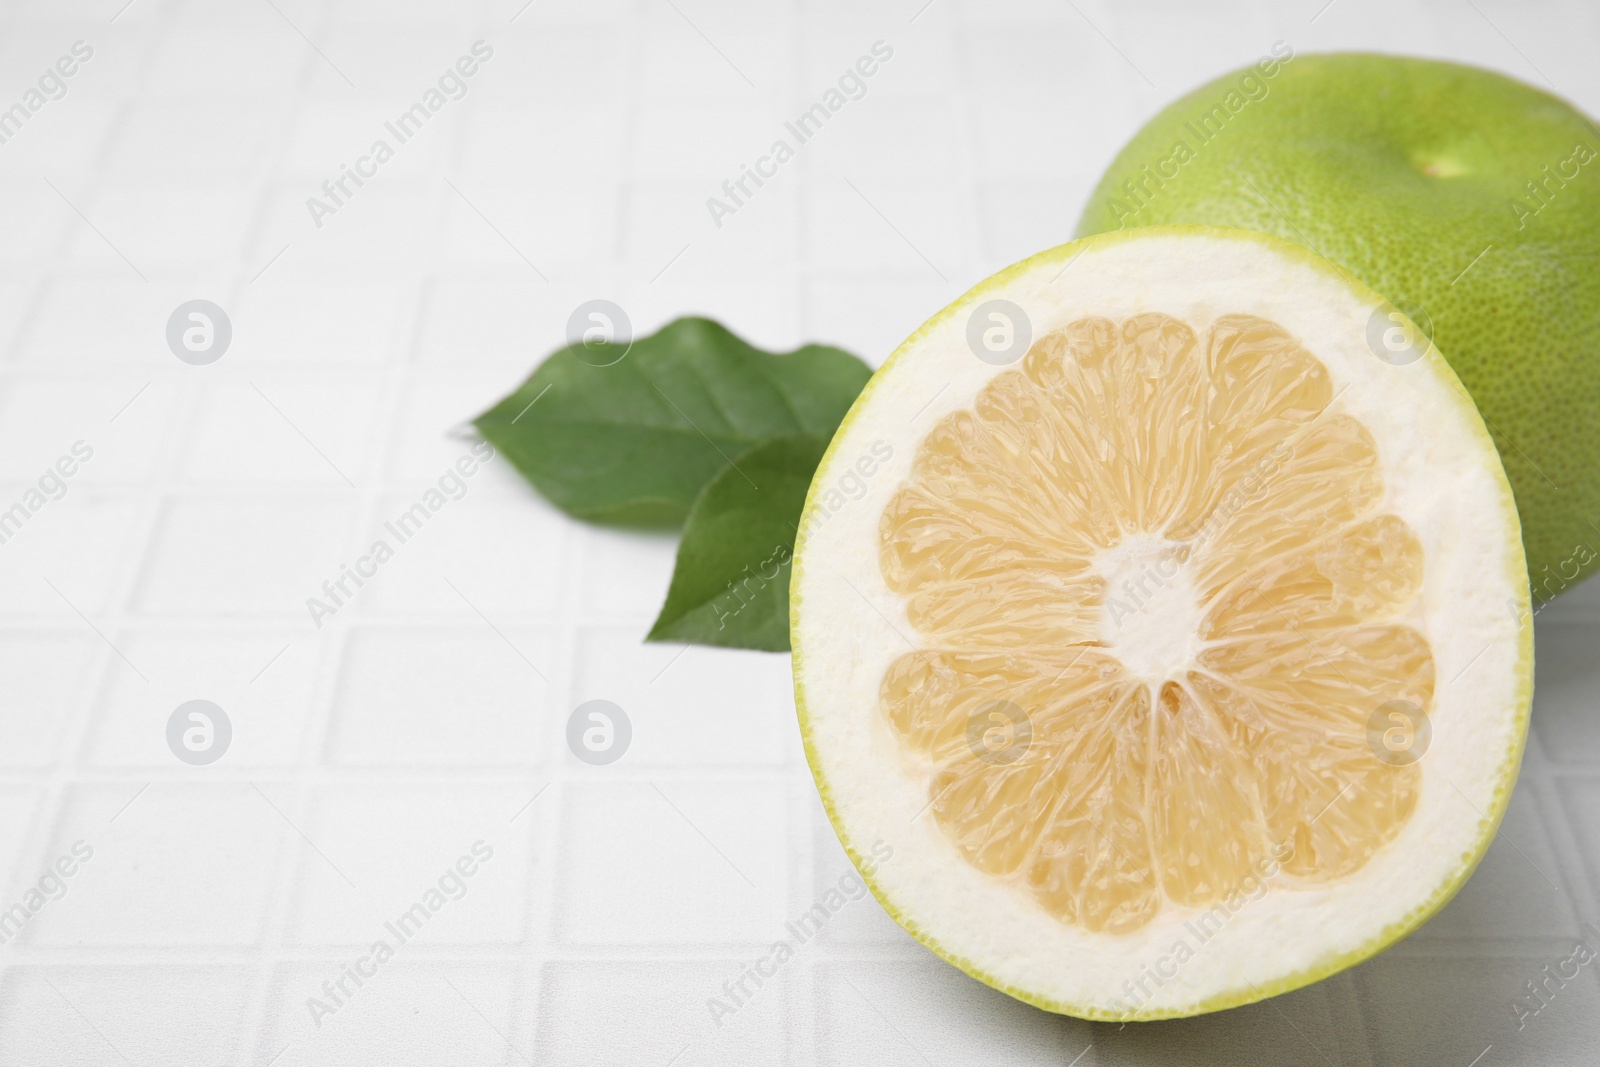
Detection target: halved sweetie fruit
<box><xmin>792</xmin><ymin>227</ymin><xmax>1531</xmax><ymax>1020</ymax></box>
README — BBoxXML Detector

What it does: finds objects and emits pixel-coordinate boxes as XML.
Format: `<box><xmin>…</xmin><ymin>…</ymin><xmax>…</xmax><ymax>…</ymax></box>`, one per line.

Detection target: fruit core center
<box><xmin>1095</xmin><ymin>535</ymin><xmax>1199</xmax><ymax>683</ymax></box>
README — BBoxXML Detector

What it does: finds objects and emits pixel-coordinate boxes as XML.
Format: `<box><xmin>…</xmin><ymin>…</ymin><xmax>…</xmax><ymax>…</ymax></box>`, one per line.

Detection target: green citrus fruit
<box><xmin>1076</xmin><ymin>52</ymin><xmax>1600</xmax><ymax>601</ymax></box>
<box><xmin>793</xmin><ymin>228</ymin><xmax>1530</xmax><ymax>1018</ymax></box>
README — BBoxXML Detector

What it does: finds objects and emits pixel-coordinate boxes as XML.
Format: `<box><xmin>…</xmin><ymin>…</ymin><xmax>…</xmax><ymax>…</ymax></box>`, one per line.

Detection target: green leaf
<box><xmin>474</xmin><ymin>317</ymin><xmax>871</xmax><ymax>528</ymax></box>
<box><xmin>646</xmin><ymin>434</ymin><xmax>830</xmax><ymax>651</ymax></box>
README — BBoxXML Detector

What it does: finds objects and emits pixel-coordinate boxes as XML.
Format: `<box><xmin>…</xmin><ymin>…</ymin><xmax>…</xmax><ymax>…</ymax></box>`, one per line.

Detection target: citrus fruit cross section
<box><xmin>878</xmin><ymin>313</ymin><xmax>1432</xmax><ymax>934</ymax></box>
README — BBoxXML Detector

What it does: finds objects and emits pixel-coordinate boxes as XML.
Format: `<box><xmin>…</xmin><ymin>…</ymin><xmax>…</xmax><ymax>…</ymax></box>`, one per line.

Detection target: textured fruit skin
<box><xmin>1076</xmin><ymin>52</ymin><xmax>1600</xmax><ymax>600</ymax></box>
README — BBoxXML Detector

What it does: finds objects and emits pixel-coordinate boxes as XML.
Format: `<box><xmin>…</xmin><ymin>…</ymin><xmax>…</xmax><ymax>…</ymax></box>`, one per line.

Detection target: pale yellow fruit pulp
<box><xmin>879</xmin><ymin>312</ymin><xmax>1430</xmax><ymax>935</ymax></box>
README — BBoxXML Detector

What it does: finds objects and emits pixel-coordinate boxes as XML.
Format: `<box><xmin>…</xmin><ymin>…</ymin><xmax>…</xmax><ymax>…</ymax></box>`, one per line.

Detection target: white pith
<box><xmin>1094</xmin><ymin>535</ymin><xmax>1201</xmax><ymax>685</ymax></box>
<box><xmin>791</xmin><ymin>230</ymin><xmax>1531</xmax><ymax>1019</ymax></box>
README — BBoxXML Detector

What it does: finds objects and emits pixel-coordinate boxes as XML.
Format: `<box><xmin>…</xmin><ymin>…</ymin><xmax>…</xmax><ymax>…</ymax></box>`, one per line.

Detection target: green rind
<box><xmin>790</xmin><ymin>225</ymin><xmax>1534</xmax><ymax>1021</ymax></box>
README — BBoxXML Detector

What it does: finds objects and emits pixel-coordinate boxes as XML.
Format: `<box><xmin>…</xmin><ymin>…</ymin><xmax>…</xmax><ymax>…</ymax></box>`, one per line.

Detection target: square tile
<box><xmin>0</xmin><ymin>632</ymin><xmax>97</xmax><ymax>767</ymax></box>
<box><xmin>0</xmin><ymin>966</ymin><xmax>254</xmax><ymax>1067</ymax></box>
<box><xmin>284</xmin><ymin>783</ymin><xmax>536</xmax><ymax>946</ymax></box>
<box><xmin>1353</xmin><ymin>951</ymin><xmax>1600</xmax><ymax>1066</ymax></box>
<box><xmin>553</xmin><ymin>781</ymin><xmax>790</xmax><ymax>943</ymax></box>
<box><xmin>12</xmin><ymin>272</ymin><xmax>169</xmax><ymax>363</ymax></box>
<box><xmin>1535</xmin><ymin>572</ymin><xmax>1600</xmax><ymax>621</ymax></box>
<box><xmin>456</xmin><ymin>103</ymin><xmax>626</xmax><ymax>179</ymax></box>
<box><xmin>0</xmin><ymin>279</ymin><xmax>43</xmax><ymax>355</ymax></box>
<box><xmin>0</xmin><ymin>180</ymin><xmax>67</xmax><ymax>268</ymax></box>
<box><xmin>622</xmin><ymin>180</ymin><xmax>795</xmax><ymax>277</ymax></box>
<box><xmin>632</xmin><ymin>103</ymin><xmax>771</xmax><ymax>178</ymax></box>
<box><xmin>1530</xmin><ymin>622</ymin><xmax>1600</xmax><ymax>764</ymax></box>
<box><xmin>537</xmin><ymin>960</ymin><xmax>786</xmax><ymax>1066</ymax></box>
<box><xmin>976</xmin><ymin>179</ymin><xmax>1084</xmax><ymax>270</ymax></box>
<box><xmin>322</xmin><ymin>29</ymin><xmax>500</xmax><ymax>103</ymax></box>
<box><xmin>132</xmin><ymin>496</ymin><xmax>358</xmax><ymax>615</ymax></box>
<box><xmin>970</xmin><ymin>99</ymin><xmax>1126</xmax><ymax>181</ymax></box>
<box><xmin>355</xmin><ymin>489</ymin><xmax>567</xmax><ymax>616</ymax></box>
<box><xmin>953</xmin><ymin>24</ymin><xmax>1094</xmax><ymax>94</ymax></box>
<box><xmin>802</xmin><ymin>272</ymin><xmax>951</xmax><ymax>367</ymax></box>
<box><xmin>0</xmin><ymin>491</ymin><xmax>143</xmax><ymax>615</ymax></box>
<box><xmin>801</xmin><ymin>180</ymin><xmax>966</xmax><ymax>278</ymax></box>
<box><xmin>384</xmin><ymin>371</ymin><xmax>522</xmax><ymax>480</ymax></box>
<box><xmin>85</xmin><ymin>627</ymin><xmax>324</xmax><ymax>768</ymax></box>
<box><xmin>1087</xmin><ymin>976</ymin><xmax>1360</xmax><ymax>1066</ymax></box>
<box><xmin>0</xmin><ymin>787</ymin><xmax>44</xmax><ymax>901</ymax></box>
<box><xmin>279</xmin><ymin>102</ymin><xmax>397</xmax><ymax>176</ymax></box>
<box><xmin>256</xmin><ymin>181</ymin><xmax>438</xmax><ymax>269</ymax></box>
<box><xmin>815</xmin><ymin>960</ymin><xmax>1091</xmax><ymax>1066</ymax></box>
<box><xmin>259</xmin><ymin>963</ymin><xmax>525</xmax><ymax>1067</ymax></box>
<box><xmin>234</xmin><ymin>267</ymin><xmax>413</xmax><ymax>364</ymax></box>
<box><xmin>414</xmin><ymin>273</ymin><xmax>569</xmax><ymax>362</ymax></box>
<box><xmin>29</xmin><ymin>31</ymin><xmax>146</xmax><ymax>99</ymax></box>
<box><xmin>179</xmin><ymin>376</ymin><xmax>382</xmax><ymax>485</ymax></box>
<box><xmin>798</xmin><ymin>19</ymin><xmax>938</xmax><ymax>96</ymax></box>
<box><xmin>106</xmin><ymin>102</ymin><xmax>281</xmax><ymax>179</ymax></box>
<box><xmin>570</xmin><ymin>628</ymin><xmax>791</xmax><ymax>768</ymax></box>
<box><xmin>0</xmin><ymin>99</ymin><xmax>116</xmax><ymax>176</ymax></box>
<box><xmin>577</xmin><ymin>526</ymin><xmax>678</xmax><ymax>617</ymax></box>
<box><xmin>801</xmin><ymin>98</ymin><xmax>962</xmax><ymax>183</ymax></box>
<box><xmin>1556</xmin><ymin>776</ymin><xmax>1600</xmax><ymax>901</ymax></box>
<box><xmin>0</xmin><ymin>376</ymin><xmax>180</xmax><ymax>485</ymax></box>
<box><xmin>20</xmin><ymin>783</ymin><xmax>284</xmax><ymax>947</ymax></box>
<box><xmin>144</xmin><ymin>28</ymin><xmax>309</xmax><ymax>96</ymax></box>
<box><xmin>324</xmin><ymin>625</ymin><xmax>551</xmax><ymax>766</ymax></box>
<box><xmin>63</xmin><ymin>185</ymin><xmax>251</xmax><ymax>270</ymax></box>
<box><xmin>438</xmin><ymin>179</ymin><xmax>617</xmax><ymax>270</ymax></box>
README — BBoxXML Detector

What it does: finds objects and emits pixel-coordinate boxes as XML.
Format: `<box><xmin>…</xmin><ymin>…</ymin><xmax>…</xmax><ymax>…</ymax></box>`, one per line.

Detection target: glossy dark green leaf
<box><xmin>475</xmin><ymin>317</ymin><xmax>870</xmax><ymax>527</ymax></box>
<box><xmin>646</xmin><ymin>434</ymin><xmax>830</xmax><ymax>651</ymax></box>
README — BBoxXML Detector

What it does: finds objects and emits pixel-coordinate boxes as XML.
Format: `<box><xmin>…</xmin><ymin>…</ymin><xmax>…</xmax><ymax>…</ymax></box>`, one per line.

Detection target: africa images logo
<box><xmin>1102</xmin><ymin>40</ymin><xmax>1294</xmax><ymax>228</ymax></box>
<box><xmin>705</xmin><ymin>41</ymin><xmax>894</xmax><ymax>227</ymax></box>
<box><xmin>304</xmin><ymin>41</ymin><xmax>495</xmax><ymax>229</ymax></box>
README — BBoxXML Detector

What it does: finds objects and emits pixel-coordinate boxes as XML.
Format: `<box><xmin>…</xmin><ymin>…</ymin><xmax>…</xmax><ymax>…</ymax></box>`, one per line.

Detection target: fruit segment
<box><xmin>879</xmin><ymin>313</ymin><xmax>1433</xmax><ymax>933</ymax></box>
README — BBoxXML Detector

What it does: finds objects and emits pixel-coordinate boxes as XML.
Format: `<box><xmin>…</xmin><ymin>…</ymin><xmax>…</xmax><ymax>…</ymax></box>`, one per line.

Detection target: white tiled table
<box><xmin>2</xmin><ymin>1</ymin><xmax>1599</xmax><ymax>1063</ymax></box>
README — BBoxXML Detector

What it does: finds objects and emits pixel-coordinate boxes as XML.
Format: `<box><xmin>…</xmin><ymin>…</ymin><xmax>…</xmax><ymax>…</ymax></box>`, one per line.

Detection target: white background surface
<box><xmin>1</xmin><ymin>0</ymin><xmax>1599</xmax><ymax>1064</ymax></box>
